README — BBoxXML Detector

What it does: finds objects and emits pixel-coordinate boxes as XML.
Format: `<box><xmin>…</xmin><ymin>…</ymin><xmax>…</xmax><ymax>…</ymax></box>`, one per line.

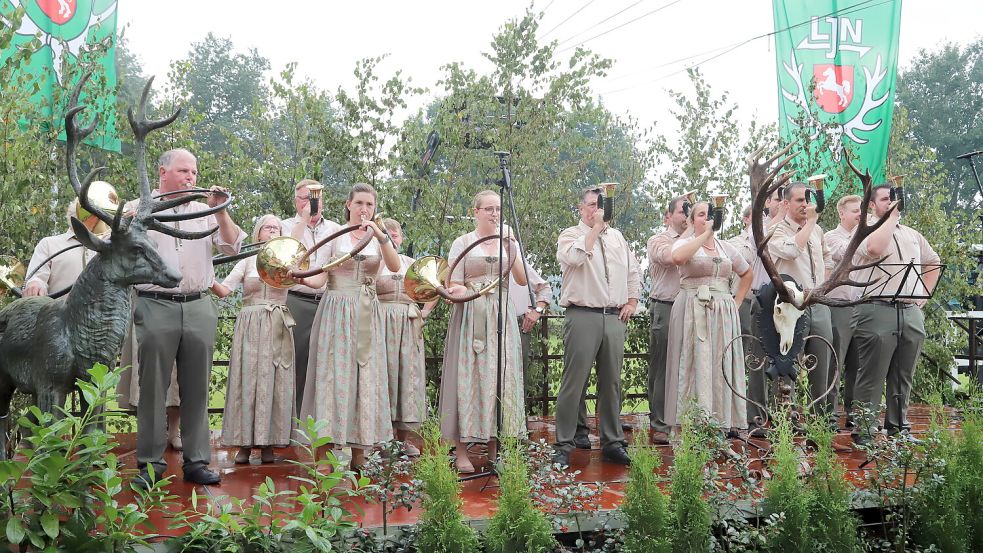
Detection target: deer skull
<box><xmin>773</xmin><ymin>281</ymin><xmax>806</xmax><ymax>355</ymax></box>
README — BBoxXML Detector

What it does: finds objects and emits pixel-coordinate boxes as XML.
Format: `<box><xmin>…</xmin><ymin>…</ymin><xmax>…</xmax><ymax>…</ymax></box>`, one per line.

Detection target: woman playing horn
<box><xmin>440</xmin><ymin>190</ymin><xmax>527</xmax><ymax>473</ymax></box>
<box><xmin>378</xmin><ymin>218</ymin><xmax>436</xmax><ymax>456</ymax></box>
<box><xmin>211</xmin><ymin>214</ymin><xmax>295</xmax><ymax>464</ymax></box>
<box><xmin>664</xmin><ymin>201</ymin><xmax>752</xmax><ymax>435</ymax></box>
<box><xmin>291</xmin><ymin>183</ymin><xmax>401</xmax><ymax>470</ymax></box>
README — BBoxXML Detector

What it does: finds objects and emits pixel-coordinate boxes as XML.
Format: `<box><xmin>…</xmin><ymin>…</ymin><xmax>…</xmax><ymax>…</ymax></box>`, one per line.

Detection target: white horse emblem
<box><xmin>57</xmin><ymin>0</ymin><xmax>72</xmax><ymax>18</ymax></box>
<box><xmin>816</xmin><ymin>67</ymin><xmax>852</xmax><ymax>108</ymax></box>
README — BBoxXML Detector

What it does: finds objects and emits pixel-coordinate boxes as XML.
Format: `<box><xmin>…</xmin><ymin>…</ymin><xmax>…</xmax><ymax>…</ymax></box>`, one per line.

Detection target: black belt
<box><xmin>567</xmin><ymin>304</ymin><xmax>621</xmax><ymax>315</ymax></box>
<box><xmin>651</xmin><ymin>299</ymin><xmax>674</xmax><ymax>306</ymax></box>
<box><xmin>137</xmin><ymin>290</ymin><xmax>204</xmax><ymax>303</ymax></box>
<box><xmin>288</xmin><ymin>290</ymin><xmax>324</xmax><ymax>302</ymax></box>
<box><xmin>870</xmin><ymin>299</ymin><xmax>916</xmax><ymax>309</ymax></box>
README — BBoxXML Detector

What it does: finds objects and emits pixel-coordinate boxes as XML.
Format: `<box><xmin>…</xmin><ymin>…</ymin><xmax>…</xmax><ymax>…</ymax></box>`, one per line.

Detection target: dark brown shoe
<box><xmin>649</xmin><ymin>430</ymin><xmax>670</xmax><ymax>445</ymax></box>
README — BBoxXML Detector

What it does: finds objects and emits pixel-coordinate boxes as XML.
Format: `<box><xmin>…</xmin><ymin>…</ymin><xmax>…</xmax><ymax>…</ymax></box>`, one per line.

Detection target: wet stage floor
<box><xmin>108</xmin><ymin>405</ymin><xmax>961</xmax><ymax>540</ymax></box>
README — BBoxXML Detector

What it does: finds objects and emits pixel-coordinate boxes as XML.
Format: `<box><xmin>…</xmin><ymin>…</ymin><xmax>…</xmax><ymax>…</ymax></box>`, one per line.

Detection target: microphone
<box><xmin>956</xmin><ymin>150</ymin><xmax>983</xmax><ymax>160</ymax></box>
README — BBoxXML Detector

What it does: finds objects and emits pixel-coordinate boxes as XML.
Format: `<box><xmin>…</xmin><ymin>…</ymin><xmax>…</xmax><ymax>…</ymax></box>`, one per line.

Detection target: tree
<box><xmin>896</xmin><ymin>39</ymin><xmax>983</xmax><ymax>211</ymax></box>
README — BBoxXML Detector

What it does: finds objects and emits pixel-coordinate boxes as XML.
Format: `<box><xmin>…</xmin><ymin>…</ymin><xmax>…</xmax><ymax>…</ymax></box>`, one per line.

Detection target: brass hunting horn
<box><xmin>807</xmin><ymin>174</ymin><xmax>827</xmax><ymax>213</ymax></box>
<box><xmin>404</xmin><ymin>234</ymin><xmax>517</xmax><ymax>303</ymax></box>
<box><xmin>710</xmin><ymin>193</ymin><xmax>729</xmax><ymax>231</ymax></box>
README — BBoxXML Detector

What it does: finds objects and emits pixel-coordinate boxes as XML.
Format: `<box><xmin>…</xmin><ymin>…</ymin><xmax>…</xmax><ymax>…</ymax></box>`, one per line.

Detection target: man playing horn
<box><xmin>132</xmin><ymin>148</ymin><xmax>246</xmax><ymax>487</ymax></box>
<box><xmin>766</xmin><ymin>182</ymin><xmax>835</xmax><ymax>426</ymax></box>
<box><xmin>552</xmin><ymin>187</ymin><xmax>640</xmax><ymax>467</ymax></box>
<box><xmin>280</xmin><ymin>179</ymin><xmax>340</xmax><ymax>414</ymax></box>
<box><xmin>851</xmin><ymin>185</ymin><xmax>940</xmax><ymax>444</ymax></box>
<box><xmin>644</xmin><ymin>195</ymin><xmax>688</xmax><ymax>445</ymax></box>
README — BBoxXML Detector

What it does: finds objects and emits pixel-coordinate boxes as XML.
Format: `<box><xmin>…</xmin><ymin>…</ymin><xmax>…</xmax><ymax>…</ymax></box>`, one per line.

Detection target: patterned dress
<box><xmin>299</xmin><ymin>235</ymin><xmax>392</xmax><ymax>448</ymax></box>
<box><xmin>438</xmin><ymin>232</ymin><xmax>525</xmax><ymax>443</ymax></box>
<box><xmin>219</xmin><ymin>257</ymin><xmax>295</xmax><ymax>447</ymax></box>
<box><xmin>378</xmin><ymin>254</ymin><xmax>427</xmax><ymax>430</ymax></box>
<box><xmin>664</xmin><ymin>238</ymin><xmax>750</xmax><ymax>430</ymax></box>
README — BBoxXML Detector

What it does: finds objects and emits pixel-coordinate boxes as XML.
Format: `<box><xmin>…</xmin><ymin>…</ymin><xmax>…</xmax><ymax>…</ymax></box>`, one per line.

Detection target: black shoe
<box><xmin>601</xmin><ymin>445</ymin><xmax>631</xmax><ymax>465</ymax></box>
<box><xmin>551</xmin><ymin>448</ymin><xmax>570</xmax><ymax>467</ymax></box>
<box><xmin>845</xmin><ymin>417</ymin><xmax>856</xmax><ymax>429</ymax></box>
<box><xmin>852</xmin><ymin>433</ymin><xmax>871</xmax><ymax>446</ymax></box>
<box><xmin>183</xmin><ymin>466</ymin><xmax>221</xmax><ymax>485</ymax></box>
<box><xmin>573</xmin><ymin>435</ymin><xmax>592</xmax><ymax>450</ymax></box>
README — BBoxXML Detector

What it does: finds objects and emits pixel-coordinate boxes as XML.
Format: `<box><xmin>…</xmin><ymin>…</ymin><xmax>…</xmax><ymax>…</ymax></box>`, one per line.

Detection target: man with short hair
<box><xmin>133</xmin><ymin>148</ymin><xmax>245</xmax><ymax>487</ymax></box>
<box><xmin>767</xmin><ymin>183</ymin><xmax>835</xmax><ymax>422</ymax></box>
<box><xmin>553</xmin><ymin>187</ymin><xmax>641</xmax><ymax>467</ymax></box>
<box><xmin>823</xmin><ymin>195</ymin><xmax>863</xmax><ymax>424</ymax></box>
<box><xmin>644</xmin><ymin>196</ymin><xmax>687</xmax><ymax>445</ymax></box>
<box><xmin>852</xmin><ymin>185</ymin><xmax>940</xmax><ymax>444</ymax></box>
<box><xmin>280</xmin><ymin>179</ymin><xmax>340</xmax><ymax>414</ymax></box>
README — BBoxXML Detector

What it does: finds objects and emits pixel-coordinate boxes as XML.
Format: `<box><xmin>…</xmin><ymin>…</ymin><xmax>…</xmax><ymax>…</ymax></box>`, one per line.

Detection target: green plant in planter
<box><xmin>620</xmin><ymin>431</ymin><xmax>671</xmax><ymax>553</ymax></box>
<box><xmin>802</xmin><ymin>415</ymin><xmax>862</xmax><ymax>553</ymax></box>
<box><xmin>0</xmin><ymin>363</ymin><xmax>172</xmax><ymax>552</ymax></box>
<box><xmin>483</xmin><ymin>437</ymin><xmax>557</xmax><ymax>553</ymax></box>
<box><xmin>526</xmin><ymin>438</ymin><xmax>603</xmax><ymax>548</ymax></box>
<box><xmin>167</xmin><ymin>417</ymin><xmax>369</xmax><ymax>552</ymax></box>
<box><xmin>954</xmin><ymin>409</ymin><xmax>983</xmax><ymax>551</ymax></box>
<box><xmin>359</xmin><ymin>440</ymin><xmax>423</xmax><ymax>540</ymax></box>
<box><xmin>668</xmin><ymin>406</ymin><xmax>713</xmax><ymax>553</ymax></box>
<box><xmin>414</xmin><ymin>419</ymin><xmax>479</xmax><ymax>552</ymax></box>
<box><xmin>762</xmin><ymin>409</ymin><xmax>811</xmax><ymax>553</ymax></box>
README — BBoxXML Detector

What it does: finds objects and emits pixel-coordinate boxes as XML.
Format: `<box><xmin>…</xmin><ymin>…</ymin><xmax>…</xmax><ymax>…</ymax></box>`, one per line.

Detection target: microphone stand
<box><xmin>460</xmin><ymin>151</ymin><xmax>536</xmax><ymax>488</ymax></box>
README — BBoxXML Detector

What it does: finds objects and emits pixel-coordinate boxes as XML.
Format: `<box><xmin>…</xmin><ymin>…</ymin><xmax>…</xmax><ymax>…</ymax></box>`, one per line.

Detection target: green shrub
<box><xmin>762</xmin><ymin>410</ymin><xmax>810</xmax><ymax>553</ymax></box>
<box><xmin>0</xmin><ymin>364</ymin><xmax>171</xmax><ymax>552</ymax></box>
<box><xmin>414</xmin><ymin>419</ymin><xmax>480</xmax><ymax>552</ymax></box>
<box><xmin>621</xmin><ymin>431</ymin><xmax>671</xmax><ymax>553</ymax></box>
<box><xmin>669</xmin><ymin>408</ymin><xmax>713</xmax><ymax>553</ymax></box>
<box><xmin>953</xmin><ymin>409</ymin><xmax>983</xmax><ymax>551</ymax></box>
<box><xmin>803</xmin><ymin>417</ymin><xmax>862</xmax><ymax>553</ymax></box>
<box><xmin>484</xmin><ymin>437</ymin><xmax>556</xmax><ymax>553</ymax></box>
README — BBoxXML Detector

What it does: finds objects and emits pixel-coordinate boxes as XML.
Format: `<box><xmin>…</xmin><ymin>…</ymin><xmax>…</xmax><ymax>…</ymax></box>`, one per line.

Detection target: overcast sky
<box><xmin>118</xmin><ymin>0</ymin><xmax>981</xmax><ymax>132</ymax></box>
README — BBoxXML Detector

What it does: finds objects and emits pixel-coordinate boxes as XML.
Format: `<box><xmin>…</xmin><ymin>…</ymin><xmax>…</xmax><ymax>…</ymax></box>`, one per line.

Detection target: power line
<box><xmin>541</xmin><ymin>0</ymin><xmax>597</xmax><ymax>39</ymax></box>
<box><xmin>555</xmin><ymin>0</ymin><xmax>646</xmax><ymax>47</ymax></box>
<box><xmin>558</xmin><ymin>0</ymin><xmax>685</xmax><ymax>53</ymax></box>
<box><xmin>599</xmin><ymin>0</ymin><xmax>891</xmax><ymax>96</ymax></box>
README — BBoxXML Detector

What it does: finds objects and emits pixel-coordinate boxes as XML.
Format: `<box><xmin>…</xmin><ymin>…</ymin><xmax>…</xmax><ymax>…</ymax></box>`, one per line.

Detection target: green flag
<box><xmin>773</xmin><ymin>0</ymin><xmax>902</xmax><ymax>195</ymax></box>
<box><xmin>0</xmin><ymin>0</ymin><xmax>119</xmax><ymax>151</ymax></box>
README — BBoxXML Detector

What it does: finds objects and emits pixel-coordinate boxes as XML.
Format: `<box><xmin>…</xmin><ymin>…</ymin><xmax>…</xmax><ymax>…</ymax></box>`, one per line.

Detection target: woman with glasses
<box><xmin>377</xmin><ymin>218</ymin><xmax>436</xmax><ymax>456</ymax></box>
<box><xmin>211</xmin><ymin>214</ymin><xmax>295</xmax><ymax>464</ymax></box>
<box><xmin>440</xmin><ymin>190</ymin><xmax>527</xmax><ymax>473</ymax></box>
<box><xmin>292</xmin><ymin>183</ymin><xmax>401</xmax><ymax>471</ymax></box>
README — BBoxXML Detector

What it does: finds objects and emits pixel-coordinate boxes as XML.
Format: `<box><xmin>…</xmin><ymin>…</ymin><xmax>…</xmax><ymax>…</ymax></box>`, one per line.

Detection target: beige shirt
<box><xmin>557</xmin><ymin>221</ymin><xmax>641</xmax><ymax>309</ymax></box>
<box><xmin>857</xmin><ymin>221</ymin><xmax>941</xmax><ymax>301</ymax></box>
<box><xmin>767</xmin><ymin>216</ymin><xmax>832</xmax><ymax>291</ymax></box>
<box><xmin>646</xmin><ymin>227</ymin><xmax>682</xmax><ymax>301</ymax></box>
<box><xmin>823</xmin><ymin>224</ymin><xmax>862</xmax><ymax>301</ymax></box>
<box><xmin>509</xmin><ymin>262</ymin><xmax>553</xmax><ymax>314</ymax></box>
<box><xmin>25</xmin><ymin>230</ymin><xmax>94</xmax><ymax>295</ymax></box>
<box><xmin>280</xmin><ymin>216</ymin><xmax>341</xmax><ymax>294</ymax></box>
<box><xmin>129</xmin><ymin>193</ymin><xmax>246</xmax><ymax>294</ymax></box>
<box><xmin>726</xmin><ymin>228</ymin><xmax>756</xmax><ymax>296</ymax></box>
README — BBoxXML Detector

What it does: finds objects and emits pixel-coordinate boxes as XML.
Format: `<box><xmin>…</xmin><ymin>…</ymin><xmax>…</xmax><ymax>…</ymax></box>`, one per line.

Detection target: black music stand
<box><xmin>854</xmin><ymin>262</ymin><xmax>945</xmax><ymax>443</ymax></box>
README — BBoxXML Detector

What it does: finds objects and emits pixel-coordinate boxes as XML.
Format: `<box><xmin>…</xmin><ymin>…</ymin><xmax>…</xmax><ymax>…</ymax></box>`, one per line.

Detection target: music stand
<box><xmin>854</xmin><ymin>261</ymin><xmax>945</xmax><ymax>444</ymax></box>
<box><xmin>944</xmin><ymin>311</ymin><xmax>983</xmax><ymax>387</ymax></box>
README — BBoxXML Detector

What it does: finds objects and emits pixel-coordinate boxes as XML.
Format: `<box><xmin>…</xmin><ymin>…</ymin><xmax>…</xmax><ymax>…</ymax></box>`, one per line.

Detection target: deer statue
<box><xmin>746</xmin><ymin>146</ymin><xmax>896</xmax><ymax>394</ymax></box>
<box><xmin>0</xmin><ymin>73</ymin><xmax>220</xmax><ymax>459</ymax></box>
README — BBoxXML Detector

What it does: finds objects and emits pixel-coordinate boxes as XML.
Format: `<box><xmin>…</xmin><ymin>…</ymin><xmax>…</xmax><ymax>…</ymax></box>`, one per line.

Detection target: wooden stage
<box><xmin>111</xmin><ymin>404</ymin><xmax>959</xmax><ymax>540</ymax></box>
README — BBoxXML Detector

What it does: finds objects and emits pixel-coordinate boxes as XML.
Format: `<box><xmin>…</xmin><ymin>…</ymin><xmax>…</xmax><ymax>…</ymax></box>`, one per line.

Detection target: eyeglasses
<box><xmin>260</xmin><ymin>225</ymin><xmax>281</xmax><ymax>232</ymax></box>
<box><xmin>478</xmin><ymin>206</ymin><xmax>502</xmax><ymax>213</ymax></box>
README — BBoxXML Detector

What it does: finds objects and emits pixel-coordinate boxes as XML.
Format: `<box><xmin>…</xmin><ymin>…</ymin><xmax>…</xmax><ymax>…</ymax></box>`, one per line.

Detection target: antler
<box><xmin>749</xmin><ymin>144</ymin><xmax>798</xmax><ymax>305</ymax></box>
<box><xmin>800</xmin><ymin>154</ymin><xmax>897</xmax><ymax>306</ymax></box>
<box><xmin>124</xmin><ymin>77</ymin><xmax>225</xmax><ymax>238</ymax></box>
<box><xmin>65</xmin><ymin>72</ymin><xmax>116</xmax><ymax>230</ymax></box>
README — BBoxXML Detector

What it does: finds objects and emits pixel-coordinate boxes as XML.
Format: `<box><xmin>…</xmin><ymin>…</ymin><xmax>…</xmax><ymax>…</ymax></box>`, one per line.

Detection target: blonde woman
<box><xmin>292</xmin><ymin>183</ymin><xmax>401</xmax><ymax>470</ymax></box>
<box><xmin>440</xmin><ymin>190</ymin><xmax>527</xmax><ymax>473</ymax></box>
<box><xmin>212</xmin><ymin>214</ymin><xmax>295</xmax><ymax>464</ymax></box>
<box><xmin>377</xmin><ymin>218</ymin><xmax>436</xmax><ymax>456</ymax></box>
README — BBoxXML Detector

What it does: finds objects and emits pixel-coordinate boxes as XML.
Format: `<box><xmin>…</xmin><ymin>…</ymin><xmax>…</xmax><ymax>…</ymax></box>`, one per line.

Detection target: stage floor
<box><xmin>111</xmin><ymin>405</ymin><xmax>960</xmax><ymax>541</ymax></box>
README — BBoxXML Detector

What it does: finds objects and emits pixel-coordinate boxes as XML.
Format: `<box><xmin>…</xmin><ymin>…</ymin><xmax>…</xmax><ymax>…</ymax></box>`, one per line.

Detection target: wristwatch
<box><xmin>534</xmin><ymin>305</ymin><xmax>546</xmax><ymax>314</ymax></box>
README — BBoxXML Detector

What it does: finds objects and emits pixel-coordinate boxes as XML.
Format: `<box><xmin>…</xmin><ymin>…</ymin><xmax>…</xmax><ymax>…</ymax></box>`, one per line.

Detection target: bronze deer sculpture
<box><xmin>0</xmin><ymin>73</ymin><xmax>220</xmax><ymax>459</ymax></box>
